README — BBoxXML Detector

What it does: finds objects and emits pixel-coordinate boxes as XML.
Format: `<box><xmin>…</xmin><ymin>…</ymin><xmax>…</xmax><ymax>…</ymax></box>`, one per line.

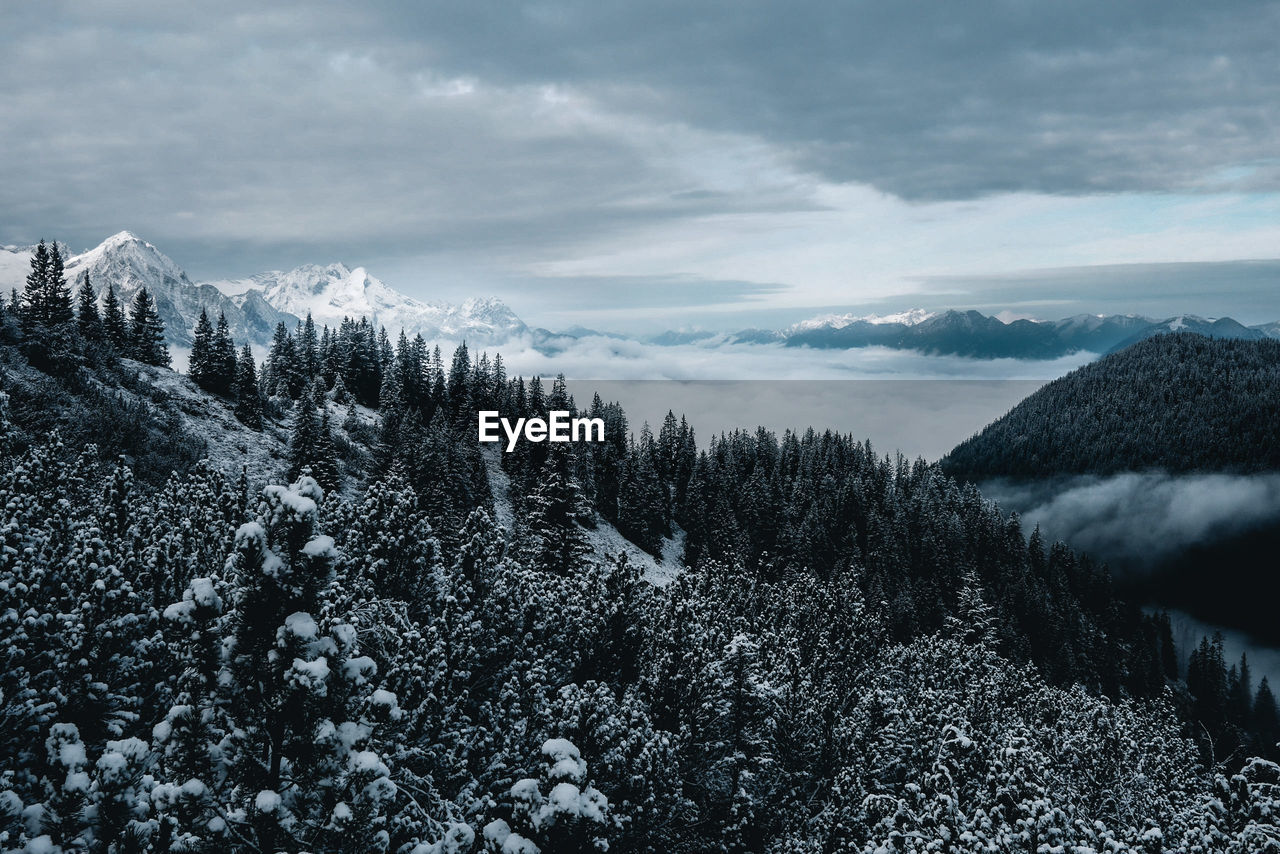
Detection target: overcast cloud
<box><xmin>2</xmin><ymin>1</ymin><xmax>1278</xmax><ymax>327</ymax></box>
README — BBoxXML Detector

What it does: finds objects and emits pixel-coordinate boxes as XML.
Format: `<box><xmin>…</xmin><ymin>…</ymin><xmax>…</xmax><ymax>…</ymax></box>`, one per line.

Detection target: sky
<box><xmin>2</xmin><ymin>1</ymin><xmax>1279</xmax><ymax>331</ymax></box>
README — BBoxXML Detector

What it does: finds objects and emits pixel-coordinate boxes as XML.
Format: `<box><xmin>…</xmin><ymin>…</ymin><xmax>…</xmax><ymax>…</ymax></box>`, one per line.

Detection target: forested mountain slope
<box><xmin>942</xmin><ymin>333</ymin><xmax>1280</xmax><ymax>480</ymax></box>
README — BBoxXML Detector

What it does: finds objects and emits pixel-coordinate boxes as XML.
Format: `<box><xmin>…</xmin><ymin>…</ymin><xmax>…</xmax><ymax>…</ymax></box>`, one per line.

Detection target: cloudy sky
<box><xmin>2</xmin><ymin>1</ymin><xmax>1278</xmax><ymax>330</ymax></box>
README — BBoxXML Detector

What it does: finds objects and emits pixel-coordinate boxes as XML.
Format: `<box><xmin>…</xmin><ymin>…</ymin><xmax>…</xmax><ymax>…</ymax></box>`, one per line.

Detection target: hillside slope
<box><xmin>942</xmin><ymin>333</ymin><xmax>1280</xmax><ymax>480</ymax></box>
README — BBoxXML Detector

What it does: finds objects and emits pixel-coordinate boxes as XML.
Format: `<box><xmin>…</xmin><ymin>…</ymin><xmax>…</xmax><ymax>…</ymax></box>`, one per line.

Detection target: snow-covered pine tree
<box><xmin>162</xmin><ymin>476</ymin><xmax>403</xmax><ymax>852</ymax></box>
<box><xmin>267</xmin><ymin>321</ymin><xmax>294</xmax><ymax>398</ymax></box>
<box><xmin>287</xmin><ymin>398</ymin><xmax>319</xmax><ymax>484</ymax></box>
<box><xmin>483</xmin><ymin>738</ymin><xmax>611</xmax><ymax>854</ymax></box>
<box><xmin>520</xmin><ymin>448</ymin><xmax>593</xmax><ymax>576</ymax></box>
<box><xmin>312</xmin><ymin>406</ymin><xmax>341</xmax><ymax>495</ymax></box>
<box><xmin>299</xmin><ymin>312</ymin><xmax>319</xmax><ymax>387</ymax></box>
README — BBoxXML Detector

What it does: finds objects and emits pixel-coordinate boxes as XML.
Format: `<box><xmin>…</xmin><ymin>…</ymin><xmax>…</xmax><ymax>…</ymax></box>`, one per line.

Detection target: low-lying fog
<box><xmin>566</xmin><ymin>379</ymin><xmax>1045</xmax><ymax>461</ymax></box>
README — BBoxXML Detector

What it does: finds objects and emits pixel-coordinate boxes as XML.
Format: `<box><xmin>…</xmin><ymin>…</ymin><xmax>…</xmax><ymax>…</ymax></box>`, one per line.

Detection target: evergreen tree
<box><xmin>267</xmin><ymin>321</ymin><xmax>293</xmax><ymax>397</ymax></box>
<box><xmin>129</xmin><ymin>287</ymin><xmax>169</xmax><ymax>366</ymax></box>
<box><xmin>45</xmin><ymin>243</ymin><xmax>73</xmax><ymax>328</ymax></box>
<box><xmin>75</xmin><ymin>272</ymin><xmax>102</xmax><ymax>341</ymax></box>
<box><xmin>233</xmin><ymin>343</ymin><xmax>262</xmax><ymax>429</ymax></box>
<box><xmin>20</xmin><ymin>238</ymin><xmax>47</xmax><ymax>328</ymax></box>
<box><xmin>21</xmin><ymin>239</ymin><xmax>77</xmax><ymax>367</ymax></box>
<box><xmin>313</xmin><ymin>409</ymin><xmax>340</xmax><ymax>493</ymax></box>
<box><xmin>286</xmin><ymin>380</ymin><xmax>341</xmax><ymax>493</ymax></box>
<box><xmin>520</xmin><ymin>448</ymin><xmax>592</xmax><ymax>575</ymax></box>
<box><xmin>1255</xmin><ymin>677</ymin><xmax>1279</xmax><ymax>752</ymax></box>
<box><xmin>102</xmin><ymin>282</ymin><xmax>128</xmax><ymax>351</ymax></box>
<box><xmin>188</xmin><ymin>308</ymin><xmax>215</xmax><ymax>388</ymax></box>
<box><xmin>298</xmin><ymin>312</ymin><xmax>319</xmax><ymax>386</ymax></box>
<box><xmin>213</xmin><ymin>311</ymin><xmax>237</xmax><ymax>395</ymax></box>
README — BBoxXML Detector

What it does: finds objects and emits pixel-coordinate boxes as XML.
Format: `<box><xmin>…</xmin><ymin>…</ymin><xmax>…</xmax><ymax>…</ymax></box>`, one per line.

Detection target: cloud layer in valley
<box><xmin>982</xmin><ymin>472</ymin><xmax>1280</xmax><ymax>570</ymax></box>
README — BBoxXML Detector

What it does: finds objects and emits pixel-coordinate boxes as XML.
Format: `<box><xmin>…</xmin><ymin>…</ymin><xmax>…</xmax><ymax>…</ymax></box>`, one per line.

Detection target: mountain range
<box><xmin>728</xmin><ymin>309</ymin><xmax>1280</xmax><ymax>358</ymax></box>
<box><xmin>0</xmin><ymin>232</ymin><xmax>1276</xmax><ymax>363</ymax></box>
<box><xmin>0</xmin><ymin>232</ymin><xmax>525</xmax><ymax>357</ymax></box>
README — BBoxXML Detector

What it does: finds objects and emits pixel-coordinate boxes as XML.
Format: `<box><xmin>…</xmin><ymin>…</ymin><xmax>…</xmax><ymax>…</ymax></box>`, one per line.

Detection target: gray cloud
<box><xmin>0</xmin><ymin>2</ymin><xmax>814</xmax><ymax>276</ymax></box>
<box><xmin>366</xmin><ymin>0</ymin><xmax>1280</xmax><ymax>199</ymax></box>
<box><xmin>2</xmin><ymin>1</ymin><xmax>1278</xmax><ymax>320</ymax></box>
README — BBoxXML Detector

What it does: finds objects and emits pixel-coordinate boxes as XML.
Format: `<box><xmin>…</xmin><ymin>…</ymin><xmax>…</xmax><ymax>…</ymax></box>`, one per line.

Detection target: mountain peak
<box><xmin>103</xmin><ymin>230</ymin><xmax>143</xmax><ymax>246</ymax></box>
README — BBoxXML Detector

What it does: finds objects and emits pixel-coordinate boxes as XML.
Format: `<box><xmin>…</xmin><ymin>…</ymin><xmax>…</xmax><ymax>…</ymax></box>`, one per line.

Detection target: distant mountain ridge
<box><xmin>728</xmin><ymin>308</ymin><xmax>1278</xmax><ymax>359</ymax></box>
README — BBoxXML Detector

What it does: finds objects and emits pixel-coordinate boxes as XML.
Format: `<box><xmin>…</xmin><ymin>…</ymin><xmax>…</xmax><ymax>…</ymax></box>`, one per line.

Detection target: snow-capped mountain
<box><xmin>208</xmin><ymin>263</ymin><xmax>527</xmax><ymax>343</ymax></box>
<box><xmin>0</xmin><ymin>233</ymin><xmax>528</xmax><ymax>356</ymax></box>
<box><xmin>787</xmin><ymin>308</ymin><xmax>936</xmax><ymax>333</ymax></box>
<box><xmin>59</xmin><ymin>232</ymin><xmax>297</xmax><ymax>351</ymax></box>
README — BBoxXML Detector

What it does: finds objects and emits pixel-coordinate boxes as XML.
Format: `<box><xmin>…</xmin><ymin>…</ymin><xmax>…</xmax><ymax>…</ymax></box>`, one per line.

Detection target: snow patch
<box><xmin>301</xmin><ymin>534</ymin><xmax>337</xmax><ymax>559</ymax></box>
<box><xmin>283</xmin><ymin>611</ymin><xmax>319</xmax><ymax>641</ymax></box>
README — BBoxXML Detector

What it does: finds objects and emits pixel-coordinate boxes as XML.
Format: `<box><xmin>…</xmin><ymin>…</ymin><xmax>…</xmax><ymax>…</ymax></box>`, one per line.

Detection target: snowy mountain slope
<box><xmin>787</xmin><ymin>308</ymin><xmax>936</xmax><ymax>333</ymax></box>
<box><xmin>208</xmin><ymin>263</ymin><xmax>527</xmax><ymax>344</ymax></box>
<box><xmin>121</xmin><ymin>361</ymin><xmax>378</xmax><ymax>497</ymax></box>
<box><xmin>0</xmin><ymin>244</ymin><xmax>34</xmax><ymax>291</ymax></box>
<box><xmin>482</xmin><ymin>446</ymin><xmax>684</xmax><ymax>586</ymax></box>
<box><xmin>128</xmin><ymin>359</ymin><xmax>290</xmax><ymax>479</ymax></box>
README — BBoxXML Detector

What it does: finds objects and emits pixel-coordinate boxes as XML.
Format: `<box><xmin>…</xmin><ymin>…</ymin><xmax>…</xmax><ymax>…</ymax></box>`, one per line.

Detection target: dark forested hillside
<box><xmin>2</xmin><ymin>250</ymin><xmax>1279</xmax><ymax>852</ymax></box>
<box><xmin>942</xmin><ymin>333</ymin><xmax>1280</xmax><ymax>481</ymax></box>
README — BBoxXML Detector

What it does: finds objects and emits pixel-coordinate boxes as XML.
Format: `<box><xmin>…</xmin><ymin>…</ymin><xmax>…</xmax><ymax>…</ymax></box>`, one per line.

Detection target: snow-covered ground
<box><xmin>482</xmin><ymin>446</ymin><xmax>685</xmax><ymax>586</ymax></box>
<box><xmin>127</xmin><ymin>362</ymin><xmax>289</xmax><ymax>479</ymax></box>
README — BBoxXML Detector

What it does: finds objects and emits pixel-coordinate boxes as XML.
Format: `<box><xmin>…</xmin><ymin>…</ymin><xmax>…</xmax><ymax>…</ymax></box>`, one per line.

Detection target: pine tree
<box><xmin>298</xmin><ymin>312</ymin><xmax>318</xmax><ymax>387</ymax></box>
<box><xmin>207</xmin><ymin>478</ymin><xmax>398</xmax><ymax>852</ymax></box>
<box><xmin>188</xmin><ymin>308</ymin><xmax>215</xmax><ymax>388</ymax></box>
<box><xmin>213</xmin><ymin>311</ymin><xmax>237</xmax><ymax>395</ymax></box>
<box><xmin>520</xmin><ymin>448</ymin><xmax>592</xmax><ymax>575</ymax></box>
<box><xmin>310</xmin><ymin>408</ymin><xmax>341</xmax><ymax>494</ymax></box>
<box><xmin>20</xmin><ymin>239</ymin><xmax>48</xmax><ymax>332</ymax></box>
<box><xmin>21</xmin><ymin>239</ymin><xmax>77</xmax><ymax>368</ymax></box>
<box><xmin>1255</xmin><ymin>677</ymin><xmax>1279</xmax><ymax>752</ymax></box>
<box><xmin>102</xmin><ymin>282</ymin><xmax>128</xmax><ymax>351</ymax></box>
<box><xmin>45</xmin><ymin>243</ymin><xmax>73</xmax><ymax>328</ymax></box>
<box><xmin>233</xmin><ymin>343</ymin><xmax>262</xmax><ymax>428</ymax></box>
<box><xmin>75</xmin><ymin>272</ymin><xmax>102</xmax><ymax>341</ymax></box>
<box><xmin>287</xmin><ymin>398</ymin><xmax>319</xmax><ymax>483</ymax></box>
<box><xmin>129</xmin><ymin>287</ymin><xmax>169</xmax><ymax>366</ymax></box>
